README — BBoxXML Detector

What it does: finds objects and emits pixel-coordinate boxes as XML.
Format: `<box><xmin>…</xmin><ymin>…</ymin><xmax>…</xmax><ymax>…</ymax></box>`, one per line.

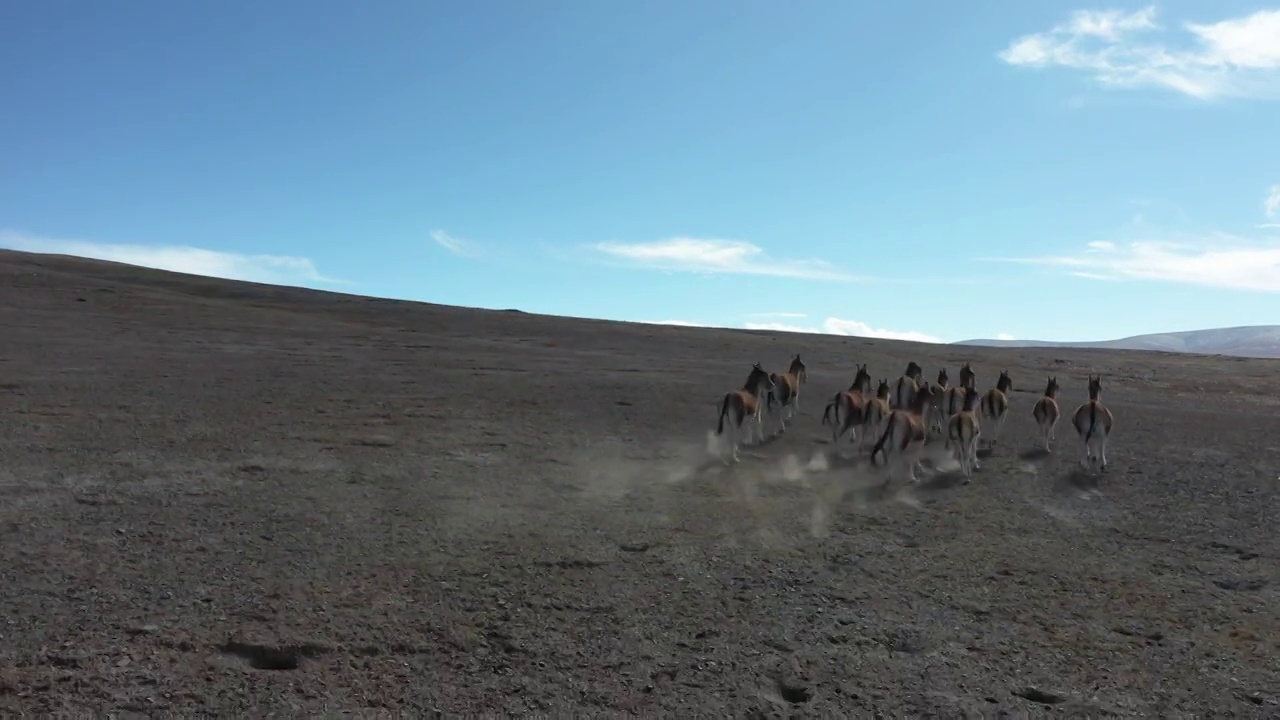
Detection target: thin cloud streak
<box><xmin>0</xmin><ymin>230</ymin><xmax>349</xmax><ymax>287</ymax></box>
<box><xmin>981</xmin><ymin>237</ymin><xmax>1280</xmax><ymax>293</ymax></box>
<box><xmin>1266</xmin><ymin>185</ymin><xmax>1280</xmax><ymax>218</ymax></box>
<box><xmin>745</xmin><ymin>317</ymin><xmax>944</xmax><ymax>344</ymax></box>
<box><xmin>430</xmin><ymin>229</ymin><xmax>482</xmax><ymax>257</ymax></box>
<box><xmin>998</xmin><ymin>6</ymin><xmax>1280</xmax><ymax>100</ymax></box>
<box><xmin>592</xmin><ymin>237</ymin><xmax>862</xmax><ymax>282</ymax></box>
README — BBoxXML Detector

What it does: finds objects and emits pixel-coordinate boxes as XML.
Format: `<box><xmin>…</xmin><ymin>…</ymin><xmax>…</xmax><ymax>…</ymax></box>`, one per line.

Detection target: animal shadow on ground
<box><xmin>1053</xmin><ymin>468</ymin><xmax>1100</xmax><ymax>494</ymax></box>
<box><xmin>915</xmin><ymin>468</ymin><xmax>970</xmax><ymax>492</ymax></box>
<box><xmin>217</xmin><ymin>640</ymin><xmax>328</xmax><ymax>671</ymax></box>
<box><xmin>976</xmin><ymin>447</ymin><xmax>995</xmax><ymax>459</ymax></box>
<box><xmin>1019</xmin><ymin>448</ymin><xmax>1052</xmax><ymax>461</ymax></box>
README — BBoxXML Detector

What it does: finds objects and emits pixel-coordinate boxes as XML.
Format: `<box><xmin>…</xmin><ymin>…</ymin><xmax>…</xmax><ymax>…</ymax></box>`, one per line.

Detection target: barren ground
<box><xmin>1</xmin><ymin>250</ymin><xmax>1278</xmax><ymax>717</ymax></box>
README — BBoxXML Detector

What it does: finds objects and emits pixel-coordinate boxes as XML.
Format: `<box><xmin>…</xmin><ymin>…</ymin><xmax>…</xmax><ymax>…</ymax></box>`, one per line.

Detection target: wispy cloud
<box><xmin>430</xmin><ymin>229</ymin><xmax>481</xmax><ymax>257</ymax></box>
<box><xmin>982</xmin><ymin>236</ymin><xmax>1280</xmax><ymax>293</ymax></box>
<box><xmin>998</xmin><ymin>6</ymin><xmax>1280</xmax><ymax>100</ymax></box>
<box><xmin>996</xmin><ymin>332</ymin><xmax>1016</xmax><ymax>341</ymax></box>
<box><xmin>639</xmin><ymin>319</ymin><xmax>712</xmax><ymax>328</ymax></box>
<box><xmin>0</xmin><ymin>230</ymin><xmax>348</xmax><ymax>287</ymax></box>
<box><xmin>745</xmin><ymin>317</ymin><xmax>943</xmax><ymax>344</ymax></box>
<box><xmin>1266</xmin><ymin>185</ymin><xmax>1280</xmax><ymax>218</ymax></box>
<box><xmin>592</xmin><ymin>237</ymin><xmax>860</xmax><ymax>282</ymax></box>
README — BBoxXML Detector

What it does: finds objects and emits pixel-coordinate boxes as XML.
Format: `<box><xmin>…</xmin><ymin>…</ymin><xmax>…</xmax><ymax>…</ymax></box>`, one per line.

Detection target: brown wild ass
<box><xmin>870</xmin><ymin>383</ymin><xmax>936</xmax><ymax>486</ymax></box>
<box><xmin>767</xmin><ymin>354</ymin><xmax>807</xmax><ymax>433</ymax></box>
<box><xmin>891</xmin><ymin>361</ymin><xmax>923</xmax><ymax>410</ymax></box>
<box><xmin>939</xmin><ymin>362</ymin><xmax>975</xmax><ymax>428</ymax></box>
<box><xmin>860</xmin><ymin>379</ymin><xmax>894</xmax><ymax>453</ymax></box>
<box><xmin>715</xmin><ymin>363</ymin><xmax>776</xmax><ymax>464</ymax></box>
<box><xmin>979</xmin><ymin>369</ymin><xmax>1014</xmax><ymax>448</ymax></box>
<box><xmin>947</xmin><ymin>383</ymin><xmax>983</xmax><ymax>482</ymax></box>
<box><xmin>820</xmin><ymin>363</ymin><xmax>872</xmax><ymax>446</ymax></box>
<box><xmin>928</xmin><ymin>368</ymin><xmax>950</xmax><ymax>435</ymax></box>
<box><xmin>1072</xmin><ymin>374</ymin><xmax>1114</xmax><ymax>474</ymax></box>
<box><xmin>1031</xmin><ymin>376</ymin><xmax>1061</xmax><ymax>452</ymax></box>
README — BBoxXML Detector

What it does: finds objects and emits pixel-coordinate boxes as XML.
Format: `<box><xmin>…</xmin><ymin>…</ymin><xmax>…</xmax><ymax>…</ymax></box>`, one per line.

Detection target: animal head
<box><xmin>852</xmin><ymin>363</ymin><xmax>872</xmax><ymax>392</ymax></box>
<box><xmin>789</xmin><ymin>354</ymin><xmax>807</xmax><ymax>382</ymax></box>
<box><xmin>904</xmin><ymin>361</ymin><xmax>922</xmax><ymax>379</ymax></box>
<box><xmin>1088</xmin><ymin>374</ymin><xmax>1102</xmax><ymax>399</ymax></box>
<box><xmin>746</xmin><ymin>363</ymin><xmax>774</xmax><ymax>391</ymax></box>
<box><xmin>1043</xmin><ymin>376</ymin><xmax>1059</xmax><ymax>397</ymax></box>
<box><xmin>996</xmin><ymin>369</ymin><xmax>1013</xmax><ymax>392</ymax></box>
<box><xmin>959</xmin><ymin>362</ymin><xmax>976</xmax><ymax>388</ymax></box>
<box><xmin>936</xmin><ymin>368</ymin><xmax>949</xmax><ymax>386</ymax></box>
<box><xmin>875</xmin><ymin>378</ymin><xmax>890</xmax><ymax>399</ymax></box>
<box><xmin>910</xmin><ymin>382</ymin><xmax>936</xmax><ymax>411</ymax></box>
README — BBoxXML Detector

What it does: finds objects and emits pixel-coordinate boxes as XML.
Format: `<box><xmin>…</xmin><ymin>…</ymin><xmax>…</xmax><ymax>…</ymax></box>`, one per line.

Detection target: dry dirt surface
<box><xmin>1</xmin><ymin>249</ymin><xmax>1278</xmax><ymax>718</ymax></box>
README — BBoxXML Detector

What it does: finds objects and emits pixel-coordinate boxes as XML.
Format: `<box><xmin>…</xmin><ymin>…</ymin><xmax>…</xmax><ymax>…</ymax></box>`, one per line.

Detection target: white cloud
<box><xmin>744</xmin><ymin>317</ymin><xmax>943</xmax><ymax>344</ymax></box>
<box><xmin>430</xmin><ymin>229</ymin><xmax>481</xmax><ymax>257</ymax></box>
<box><xmin>998</xmin><ymin>6</ymin><xmax>1280</xmax><ymax>100</ymax></box>
<box><xmin>1266</xmin><ymin>185</ymin><xmax>1280</xmax><ymax>218</ymax></box>
<box><xmin>0</xmin><ymin>230</ymin><xmax>347</xmax><ymax>287</ymax></box>
<box><xmin>983</xmin><ymin>237</ymin><xmax>1280</xmax><ymax>292</ymax></box>
<box><xmin>592</xmin><ymin>237</ymin><xmax>859</xmax><ymax>282</ymax></box>
<box><xmin>640</xmin><ymin>319</ymin><xmax>711</xmax><ymax>328</ymax></box>
<box><xmin>996</xmin><ymin>333</ymin><xmax>1016</xmax><ymax>341</ymax></box>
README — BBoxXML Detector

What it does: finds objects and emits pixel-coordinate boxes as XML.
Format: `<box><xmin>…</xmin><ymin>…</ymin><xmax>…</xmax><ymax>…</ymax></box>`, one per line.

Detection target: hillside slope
<box><xmin>1</xmin><ymin>249</ymin><xmax>1278</xmax><ymax>716</ymax></box>
<box><xmin>956</xmin><ymin>325</ymin><xmax>1280</xmax><ymax>358</ymax></box>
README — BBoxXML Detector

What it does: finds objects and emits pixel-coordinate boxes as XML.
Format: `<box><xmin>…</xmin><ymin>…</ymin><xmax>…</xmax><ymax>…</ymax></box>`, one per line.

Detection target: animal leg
<box><xmin>1100</xmin><ymin>435</ymin><xmax>1109</xmax><ymax>472</ymax></box>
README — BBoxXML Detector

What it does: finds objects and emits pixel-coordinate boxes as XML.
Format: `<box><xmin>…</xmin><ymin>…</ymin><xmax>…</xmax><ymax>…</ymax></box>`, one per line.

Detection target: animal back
<box><xmin>1034</xmin><ymin>397</ymin><xmax>1058</xmax><ymax>423</ymax></box>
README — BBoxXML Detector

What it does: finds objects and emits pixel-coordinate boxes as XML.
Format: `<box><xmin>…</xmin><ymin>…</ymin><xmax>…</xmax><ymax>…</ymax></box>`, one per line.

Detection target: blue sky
<box><xmin>2</xmin><ymin>1</ymin><xmax>1278</xmax><ymax>344</ymax></box>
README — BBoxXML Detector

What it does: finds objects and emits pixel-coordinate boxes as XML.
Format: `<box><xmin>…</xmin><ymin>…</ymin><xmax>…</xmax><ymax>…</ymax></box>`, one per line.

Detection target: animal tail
<box><xmin>1086</xmin><ymin>402</ymin><xmax>1096</xmax><ymax>442</ymax></box>
<box><xmin>820</xmin><ymin>392</ymin><xmax>841</xmax><ymax>428</ymax></box>
<box><xmin>716</xmin><ymin>394</ymin><xmax>731</xmax><ymax>435</ymax></box>
<box><xmin>870</xmin><ymin>415</ymin><xmax>894</xmax><ymax>467</ymax></box>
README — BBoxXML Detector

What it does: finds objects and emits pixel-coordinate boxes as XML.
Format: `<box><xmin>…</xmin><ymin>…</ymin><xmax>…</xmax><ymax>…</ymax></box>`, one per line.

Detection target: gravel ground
<box><xmin>1</xmin><ymin>250</ymin><xmax>1278</xmax><ymax>717</ymax></box>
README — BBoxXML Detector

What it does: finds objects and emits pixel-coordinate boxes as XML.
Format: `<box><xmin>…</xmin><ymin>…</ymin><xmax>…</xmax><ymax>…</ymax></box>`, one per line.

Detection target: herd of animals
<box><xmin>714</xmin><ymin>354</ymin><xmax>1115</xmax><ymax>485</ymax></box>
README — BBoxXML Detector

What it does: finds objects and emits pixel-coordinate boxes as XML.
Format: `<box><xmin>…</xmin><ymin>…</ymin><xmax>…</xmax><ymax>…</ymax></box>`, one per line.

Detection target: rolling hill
<box><xmin>955</xmin><ymin>325</ymin><xmax>1280</xmax><ymax>359</ymax></box>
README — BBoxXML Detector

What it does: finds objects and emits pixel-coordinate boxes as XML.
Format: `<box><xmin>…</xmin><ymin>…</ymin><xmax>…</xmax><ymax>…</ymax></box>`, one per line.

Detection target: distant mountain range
<box><xmin>954</xmin><ymin>325</ymin><xmax>1280</xmax><ymax>359</ymax></box>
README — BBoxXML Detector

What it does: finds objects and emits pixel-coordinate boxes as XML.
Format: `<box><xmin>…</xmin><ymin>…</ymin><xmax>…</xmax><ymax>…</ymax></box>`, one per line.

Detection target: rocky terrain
<box><xmin>1</xmin><ymin>249</ymin><xmax>1277</xmax><ymax>717</ymax></box>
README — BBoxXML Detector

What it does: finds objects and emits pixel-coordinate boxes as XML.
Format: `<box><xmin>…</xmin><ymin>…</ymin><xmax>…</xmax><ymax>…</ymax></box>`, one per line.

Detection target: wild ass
<box><xmin>767</xmin><ymin>354</ymin><xmax>807</xmax><ymax>433</ymax></box>
<box><xmin>1031</xmin><ymin>376</ymin><xmax>1061</xmax><ymax>452</ymax></box>
<box><xmin>979</xmin><ymin>369</ymin><xmax>1014</xmax><ymax>448</ymax></box>
<box><xmin>928</xmin><ymin>368</ymin><xmax>950</xmax><ymax>435</ymax></box>
<box><xmin>891</xmin><ymin>361</ymin><xmax>923</xmax><ymax>410</ymax></box>
<box><xmin>1072</xmin><ymin>374</ymin><xmax>1114</xmax><ymax>474</ymax></box>
<box><xmin>715</xmin><ymin>363</ymin><xmax>776</xmax><ymax>464</ymax></box>
<box><xmin>939</xmin><ymin>363</ymin><xmax>975</xmax><ymax>428</ymax></box>
<box><xmin>947</xmin><ymin>383</ymin><xmax>983</xmax><ymax>482</ymax></box>
<box><xmin>820</xmin><ymin>363</ymin><xmax>872</xmax><ymax>446</ymax></box>
<box><xmin>861</xmin><ymin>378</ymin><xmax>894</xmax><ymax>453</ymax></box>
<box><xmin>870</xmin><ymin>383</ymin><xmax>936</xmax><ymax>486</ymax></box>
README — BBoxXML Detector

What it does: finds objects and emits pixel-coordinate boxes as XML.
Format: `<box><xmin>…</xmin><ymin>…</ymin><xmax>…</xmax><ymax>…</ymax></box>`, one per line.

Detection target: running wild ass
<box><xmin>870</xmin><ymin>383</ymin><xmax>936</xmax><ymax>486</ymax></box>
<box><xmin>1031</xmin><ymin>376</ymin><xmax>1061</xmax><ymax>452</ymax></box>
<box><xmin>891</xmin><ymin>361</ymin><xmax>924</xmax><ymax>410</ymax></box>
<box><xmin>767</xmin><ymin>354</ymin><xmax>807</xmax><ymax>433</ymax></box>
<box><xmin>980</xmin><ymin>369</ymin><xmax>1014</xmax><ymax>448</ymax></box>
<box><xmin>820</xmin><ymin>363</ymin><xmax>872</xmax><ymax>446</ymax></box>
<box><xmin>928</xmin><ymin>368</ymin><xmax>950</xmax><ymax>435</ymax></box>
<box><xmin>716</xmin><ymin>363</ymin><xmax>776</xmax><ymax>464</ymax></box>
<box><xmin>1072</xmin><ymin>374</ymin><xmax>1114</xmax><ymax>474</ymax></box>
<box><xmin>862</xmin><ymin>379</ymin><xmax>894</xmax><ymax>453</ymax></box>
<box><xmin>947</xmin><ymin>382</ymin><xmax>983</xmax><ymax>482</ymax></box>
<box><xmin>939</xmin><ymin>362</ymin><xmax>975</xmax><ymax>427</ymax></box>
